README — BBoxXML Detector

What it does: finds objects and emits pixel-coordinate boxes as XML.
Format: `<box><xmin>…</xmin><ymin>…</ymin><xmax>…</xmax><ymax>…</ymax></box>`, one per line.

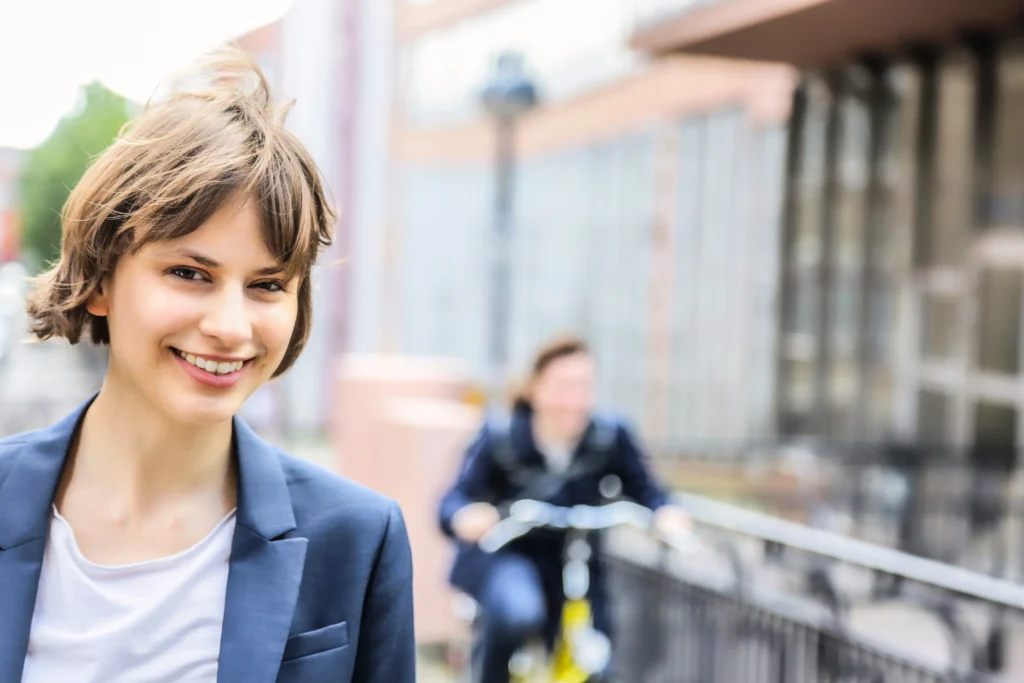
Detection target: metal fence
<box><xmin>604</xmin><ymin>492</ymin><xmax>1024</xmax><ymax>682</ymax></box>
<box><xmin>652</xmin><ymin>439</ymin><xmax>1024</xmax><ymax>580</ymax></box>
<box><xmin>609</xmin><ymin>561</ymin><xmax>977</xmax><ymax>683</ymax></box>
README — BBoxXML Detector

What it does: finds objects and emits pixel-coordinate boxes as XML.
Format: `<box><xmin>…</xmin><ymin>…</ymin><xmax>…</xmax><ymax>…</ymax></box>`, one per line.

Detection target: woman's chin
<box><xmin>163</xmin><ymin>392</ymin><xmax>243</xmax><ymax>429</ymax></box>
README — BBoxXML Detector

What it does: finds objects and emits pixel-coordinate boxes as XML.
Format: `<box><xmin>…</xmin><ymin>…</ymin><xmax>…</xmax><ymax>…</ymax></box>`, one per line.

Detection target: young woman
<box><xmin>439</xmin><ymin>336</ymin><xmax>690</xmax><ymax>683</ymax></box>
<box><xmin>0</xmin><ymin>49</ymin><xmax>414</xmax><ymax>683</ymax></box>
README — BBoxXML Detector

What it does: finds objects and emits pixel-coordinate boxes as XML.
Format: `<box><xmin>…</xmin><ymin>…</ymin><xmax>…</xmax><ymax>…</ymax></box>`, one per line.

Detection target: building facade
<box><xmin>634</xmin><ymin>0</ymin><xmax>1024</xmax><ymax>461</ymax></box>
<box><xmin>378</xmin><ymin>0</ymin><xmax>795</xmax><ymax>446</ymax></box>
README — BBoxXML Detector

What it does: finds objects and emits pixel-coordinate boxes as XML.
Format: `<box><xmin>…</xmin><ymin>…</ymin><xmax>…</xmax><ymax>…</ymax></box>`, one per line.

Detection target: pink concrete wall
<box><xmin>333</xmin><ymin>355</ymin><xmax>466</xmax><ymax>479</ymax></box>
<box><xmin>379</xmin><ymin>398</ymin><xmax>481</xmax><ymax>643</ymax></box>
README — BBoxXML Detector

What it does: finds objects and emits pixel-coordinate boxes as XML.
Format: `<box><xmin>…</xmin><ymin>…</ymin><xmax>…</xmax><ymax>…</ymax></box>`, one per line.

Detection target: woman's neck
<box><xmin>61</xmin><ymin>384</ymin><xmax>236</xmax><ymax>516</ymax></box>
<box><xmin>531</xmin><ymin>415</ymin><xmax>582</xmax><ymax>452</ymax></box>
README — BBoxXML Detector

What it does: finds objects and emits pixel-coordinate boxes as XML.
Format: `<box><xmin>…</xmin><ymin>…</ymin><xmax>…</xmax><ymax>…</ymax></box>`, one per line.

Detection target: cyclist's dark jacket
<box><xmin>438</xmin><ymin>405</ymin><xmax>669</xmax><ymax>640</ymax></box>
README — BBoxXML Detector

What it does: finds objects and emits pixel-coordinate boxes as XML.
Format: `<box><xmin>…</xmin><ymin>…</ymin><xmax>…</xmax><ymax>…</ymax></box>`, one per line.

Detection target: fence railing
<box><xmin>604</xmin><ymin>492</ymin><xmax>1024</xmax><ymax>682</ymax></box>
<box><xmin>651</xmin><ymin>440</ymin><xmax>1024</xmax><ymax>580</ymax></box>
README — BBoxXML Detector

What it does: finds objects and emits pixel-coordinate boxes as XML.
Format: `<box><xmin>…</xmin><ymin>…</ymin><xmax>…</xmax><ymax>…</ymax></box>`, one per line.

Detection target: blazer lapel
<box><xmin>217</xmin><ymin>418</ymin><xmax>306</xmax><ymax>683</ymax></box>
<box><xmin>0</xmin><ymin>401</ymin><xmax>308</xmax><ymax>683</ymax></box>
<box><xmin>0</xmin><ymin>403</ymin><xmax>89</xmax><ymax>682</ymax></box>
<box><xmin>0</xmin><ymin>539</ymin><xmax>48</xmax><ymax>682</ymax></box>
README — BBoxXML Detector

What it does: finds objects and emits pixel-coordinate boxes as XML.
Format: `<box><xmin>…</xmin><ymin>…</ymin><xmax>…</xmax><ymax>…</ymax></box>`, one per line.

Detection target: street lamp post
<box><xmin>481</xmin><ymin>51</ymin><xmax>537</xmax><ymax>405</ymax></box>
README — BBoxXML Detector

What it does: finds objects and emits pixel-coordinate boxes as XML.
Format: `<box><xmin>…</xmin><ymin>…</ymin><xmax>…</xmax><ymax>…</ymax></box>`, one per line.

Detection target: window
<box><xmin>920</xmin><ymin>294</ymin><xmax>958</xmax><ymax>360</ymax></box>
<box><xmin>917</xmin><ymin>390</ymin><xmax>952</xmax><ymax>444</ymax></box>
<box><xmin>827</xmin><ymin>76</ymin><xmax>872</xmax><ymax>437</ymax></box>
<box><xmin>991</xmin><ymin>42</ymin><xmax>1024</xmax><ymax>229</ymax></box>
<box><xmin>976</xmin><ymin>268</ymin><xmax>1021</xmax><ymax>374</ymax></box>
<box><xmin>973</xmin><ymin>401</ymin><xmax>1017</xmax><ymax>446</ymax></box>
<box><xmin>777</xmin><ymin>77</ymin><xmax>832</xmax><ymax>434</ymax></box>
<box><xmin>924</xmin><ymin>54</ymin><xmax>975</xmax><ymax>267</ymax></box>
<box><xmin>778</xmin><ymin>63</ymin><xmax>906</xmax><ymax>438</ymax></box>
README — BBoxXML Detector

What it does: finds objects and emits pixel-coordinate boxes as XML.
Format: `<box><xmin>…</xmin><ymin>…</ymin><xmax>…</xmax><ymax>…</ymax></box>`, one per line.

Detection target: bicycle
<box><xmin>466</xmin><ymin>499</ymin><xmax>701</xmax><ymax>683</ymax></box>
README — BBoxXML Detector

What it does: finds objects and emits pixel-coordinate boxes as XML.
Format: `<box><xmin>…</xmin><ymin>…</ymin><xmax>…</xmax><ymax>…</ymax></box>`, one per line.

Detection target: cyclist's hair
<box><xmin>510</xmin><ymin>334</ymin><xmax>591</xmax><ymax>412</ymax></box>
<box><xmin>26</xmin><ymin>46</ymin><xmax>335</xmax><ymax>378</ymax></box>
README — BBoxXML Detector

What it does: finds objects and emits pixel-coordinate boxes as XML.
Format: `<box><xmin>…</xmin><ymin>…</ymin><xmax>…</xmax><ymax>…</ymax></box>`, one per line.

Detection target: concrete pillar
<box><xmin>379</xmin><ymin>397</ymin><xmax>481</xmax><ymax>644</ymax></box>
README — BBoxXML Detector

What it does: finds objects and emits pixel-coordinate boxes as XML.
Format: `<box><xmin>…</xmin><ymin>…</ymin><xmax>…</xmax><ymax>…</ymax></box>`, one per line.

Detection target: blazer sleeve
<box><xmin>351</xmin><ymin>502</ymin><xmax>416</xmax><ymax>683</ymax></box>
<box><xmin>437</xmin><ymin>424</ymin><xmax>503</xmax><ymax>538</ymax></box>
<box><xmin>611</xmin><ymin>419</ymin><xmax>670</xmax><ymax>511</ymax></box>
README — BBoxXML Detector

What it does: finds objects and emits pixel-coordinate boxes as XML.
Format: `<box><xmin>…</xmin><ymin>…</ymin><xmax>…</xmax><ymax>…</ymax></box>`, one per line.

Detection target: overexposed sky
<box><xmin>0</xmin><ymin>0</ymin><xmax>293</xmax><ymax>150</ymax></box>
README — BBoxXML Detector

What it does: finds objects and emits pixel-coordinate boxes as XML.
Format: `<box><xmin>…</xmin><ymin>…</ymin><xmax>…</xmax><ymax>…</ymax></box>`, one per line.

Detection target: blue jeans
<box><xmin>471</xmin><ymin>554</ymin><xmax>548</xmax><ymax>683</ymax></box>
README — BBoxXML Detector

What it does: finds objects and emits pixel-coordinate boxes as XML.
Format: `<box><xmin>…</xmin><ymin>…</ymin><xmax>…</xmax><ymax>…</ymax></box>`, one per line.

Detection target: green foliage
<box><xmin>17</xmin><ymin>82</ymin><xmax>129</xmax><ymax>272</ymax></box>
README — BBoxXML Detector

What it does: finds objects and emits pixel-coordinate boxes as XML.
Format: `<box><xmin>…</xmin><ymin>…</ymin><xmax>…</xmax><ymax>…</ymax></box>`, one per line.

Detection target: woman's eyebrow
<box><xmin>165</xmin><ymin>248</ymin><xmax>285</xmax><ymax>276</ymax></box>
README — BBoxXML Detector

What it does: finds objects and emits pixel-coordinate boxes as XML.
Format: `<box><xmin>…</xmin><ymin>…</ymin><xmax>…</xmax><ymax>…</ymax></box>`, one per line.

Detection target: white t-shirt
<box><xmin>21</xmin><ymin>507</ymin><xmax>237</xmax><ymax>683</ymax></box>
<box><xmin>536</xmin><ymin>440</ymin><xmax>574</xmax><ymax>474</ymax></box>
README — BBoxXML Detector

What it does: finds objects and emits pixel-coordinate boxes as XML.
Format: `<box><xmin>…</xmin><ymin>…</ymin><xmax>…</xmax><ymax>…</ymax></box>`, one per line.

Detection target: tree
<box><xmin>17</xmin><ymin>82</ymin><xmax>129</xmax><ymax>273</ymax></box>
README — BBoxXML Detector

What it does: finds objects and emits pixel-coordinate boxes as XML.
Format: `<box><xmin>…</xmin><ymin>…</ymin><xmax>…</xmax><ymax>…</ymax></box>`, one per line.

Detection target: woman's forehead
<box><xmin>541</xmin><ymin>353</ymin><xmax>594</xmax><ymax>376</ymax></box>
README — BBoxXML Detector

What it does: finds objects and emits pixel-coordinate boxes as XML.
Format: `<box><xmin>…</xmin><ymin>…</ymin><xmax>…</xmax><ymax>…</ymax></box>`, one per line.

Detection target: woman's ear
<box><xmin>86</xmin><ymin>281</ymin><xmax>110</xmax><ymax>317</ymax></box>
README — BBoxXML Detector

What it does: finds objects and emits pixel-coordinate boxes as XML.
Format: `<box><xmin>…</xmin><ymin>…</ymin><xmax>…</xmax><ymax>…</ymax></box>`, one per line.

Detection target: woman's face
<box><xmin>530</xmin><ymin>352</ymin><xmax>596</xmax><ymax>440</ymax></box>
<box><xmin>87</xmin><ymin>196</ymin><xmax>299</xmax><ymax>427</ymax></box>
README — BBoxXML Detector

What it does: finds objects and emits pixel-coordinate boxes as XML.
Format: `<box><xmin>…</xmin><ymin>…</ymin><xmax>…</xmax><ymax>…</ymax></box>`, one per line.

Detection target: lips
<box><xmin>170</xmin><ymin>348</ymin><xmax>253</xmax><ymax>389</ymax></box>
<box><xmin>173</xmin><ymin>348</ymin><xmax>249</xmax><ymax>376</ymax></box>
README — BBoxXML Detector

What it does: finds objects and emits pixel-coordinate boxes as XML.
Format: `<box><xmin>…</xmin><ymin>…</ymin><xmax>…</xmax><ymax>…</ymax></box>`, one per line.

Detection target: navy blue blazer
<box><xmin>0</xmin><ymin>399</ymin><xmax>416</xmax><ymax>683</ymax></box>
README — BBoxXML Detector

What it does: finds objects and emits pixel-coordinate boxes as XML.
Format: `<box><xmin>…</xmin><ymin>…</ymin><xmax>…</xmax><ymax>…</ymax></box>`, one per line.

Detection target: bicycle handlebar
<box><xmin>478</xmin><ymin>500</ymin><xmax>701</xmax><ymax>555</ymax></box>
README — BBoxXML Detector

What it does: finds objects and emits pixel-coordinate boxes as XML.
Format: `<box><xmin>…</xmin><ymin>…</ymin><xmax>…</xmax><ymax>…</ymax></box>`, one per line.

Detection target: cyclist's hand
<box><xmin>654</xmin><ymin>504</ymin><xmax>692</xmax><ymax>539</ymax></box>
<box><xmin>452</xmin><ymin>502</ymin><xmax>501</xmax><ymax>544</ymax></box>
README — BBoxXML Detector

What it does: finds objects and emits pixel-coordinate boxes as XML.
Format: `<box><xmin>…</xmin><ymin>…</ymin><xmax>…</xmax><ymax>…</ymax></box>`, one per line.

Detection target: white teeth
<box><xmin>176</xmin><ymin>350</ymin><xmax>246</xmax><ymax>376</ymax></box>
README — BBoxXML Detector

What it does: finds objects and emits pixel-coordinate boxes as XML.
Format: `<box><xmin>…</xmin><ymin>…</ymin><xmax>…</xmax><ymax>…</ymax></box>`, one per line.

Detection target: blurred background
<box><xmin>4</xmin><ymin>1</ymin><xmax>1024</xmax><ymax>681</ymax></box>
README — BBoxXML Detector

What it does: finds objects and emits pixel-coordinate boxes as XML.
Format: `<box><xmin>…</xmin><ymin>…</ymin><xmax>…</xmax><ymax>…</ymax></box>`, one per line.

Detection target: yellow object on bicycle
<box><xmin>505</xmin><ymin>597</ymin><xmax>598</xmax><ymax>683</ymax></box>
<box><xmin>551</xmin><ymin>599</ymin><xmax>596</xmax><ymax>683</ymax></box>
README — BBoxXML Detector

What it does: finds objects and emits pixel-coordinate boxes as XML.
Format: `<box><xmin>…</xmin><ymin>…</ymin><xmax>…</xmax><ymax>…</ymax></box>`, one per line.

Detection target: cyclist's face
<box><xmin>87</xmin><ymin>196</ymin><xmax>299</xmax><ymax>428</ymax></box>
<box><xmin>531</xmin><ymin>352</ymin><xmax>596</xmax><ymax>439</ymax></box>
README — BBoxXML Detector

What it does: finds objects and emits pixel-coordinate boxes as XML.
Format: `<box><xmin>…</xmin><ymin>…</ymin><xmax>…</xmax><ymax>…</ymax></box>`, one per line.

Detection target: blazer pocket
<box><xmin>282</xmin><ymin>621</ymin><xmax>349</xmax><ymax>662</ymax></box>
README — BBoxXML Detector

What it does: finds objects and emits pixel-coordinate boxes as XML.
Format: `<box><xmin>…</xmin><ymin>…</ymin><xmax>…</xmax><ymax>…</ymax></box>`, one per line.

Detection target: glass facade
<box><xmin>777</xmin><ymin>33</ymin><xmax>1024</xmax><ymax>459</ymax></box>
<box><xmin>398</xmin><ymin>112</ymin><xmax>783</xmax><ymax>440</ymax></box>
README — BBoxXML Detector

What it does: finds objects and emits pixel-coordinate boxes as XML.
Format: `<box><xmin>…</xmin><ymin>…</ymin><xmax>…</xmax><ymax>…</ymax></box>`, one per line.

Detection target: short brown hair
<box><xmin>26</xmin><ymin>47</ymin><xmax>335</xmax><ymax>377</ymax></box>
<box><xmin>510</xmin><ymin>334</ymin><xmax>591</xmax><ymax>411</ymax></box>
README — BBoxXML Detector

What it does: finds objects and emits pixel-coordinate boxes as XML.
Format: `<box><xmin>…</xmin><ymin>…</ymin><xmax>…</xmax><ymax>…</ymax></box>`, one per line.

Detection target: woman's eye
<box><xmin>169</xmin><ymin>267</ymin><xmax>205</xmax><ymax>281</ymax></box>
<box><xmin>253</xmin><ymin>280</ymin><xmax>286</xmax><ymax>293</ymax></box>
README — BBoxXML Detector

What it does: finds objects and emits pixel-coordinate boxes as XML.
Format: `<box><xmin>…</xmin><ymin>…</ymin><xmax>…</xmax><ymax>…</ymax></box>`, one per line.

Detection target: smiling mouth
<box><xmin>172</xmin><ymin>348</ymin><xmax>249</xmax><ymax>376</ymax></box>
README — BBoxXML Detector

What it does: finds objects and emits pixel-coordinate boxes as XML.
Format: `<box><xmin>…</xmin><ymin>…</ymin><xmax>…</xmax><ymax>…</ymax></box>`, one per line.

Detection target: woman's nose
<box><xmin>198</xmin><ymin>288</ymin><xmax>253</xmax><ymax>347</ymax></box>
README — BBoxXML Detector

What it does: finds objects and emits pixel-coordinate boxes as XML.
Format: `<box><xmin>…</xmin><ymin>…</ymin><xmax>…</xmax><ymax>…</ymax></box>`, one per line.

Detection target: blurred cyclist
<box><xmin>438</xmin><ymin>335</ymin><xmax>690</xmax><ymax>683</ymax></box>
